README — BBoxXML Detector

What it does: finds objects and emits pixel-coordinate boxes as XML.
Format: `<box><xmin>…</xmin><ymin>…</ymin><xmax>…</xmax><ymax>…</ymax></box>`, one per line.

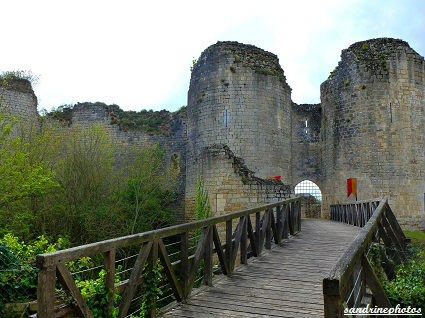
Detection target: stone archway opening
<box><xmin>295</xmin><ymin>180</ymin><xmax>322</xmax><ymax>218</ymax></box>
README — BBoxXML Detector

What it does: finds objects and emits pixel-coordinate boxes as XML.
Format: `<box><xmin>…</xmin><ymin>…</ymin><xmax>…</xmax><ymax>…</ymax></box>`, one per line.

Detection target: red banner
<box><xmin>347</xmin><ymin>178</ymin><xmax>357</xmax><ymax>198</ymax></box>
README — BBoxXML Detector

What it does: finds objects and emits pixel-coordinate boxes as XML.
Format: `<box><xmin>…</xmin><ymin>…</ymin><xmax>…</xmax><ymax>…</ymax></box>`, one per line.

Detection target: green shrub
<box><xmin>0</xmin><ymin>234</ymin><xmax>68</xmax><ymax>314</ymax></box>
<box><xmin>368</xmin><ymin>238</ymin><xmax>425</xmax><ymax>310</ymax></box>
<box><xmin>136</xmin><ymin>259</ymin><xmax>163</xmax><ymax>318</ymax></box>
<box><xmin>383</xmin><ymin>249</ymin><xmax>425</xmax><ymax>309</ymax></box>
<box><xmin>76</xmin><ymin>267</ymin><xmax>122</xmax><ymax>318</ymax></box>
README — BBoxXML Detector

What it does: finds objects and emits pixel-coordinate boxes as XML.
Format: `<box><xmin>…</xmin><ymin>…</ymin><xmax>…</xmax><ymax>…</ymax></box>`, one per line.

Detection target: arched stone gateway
<box><xmin>295</xmin><ymin>180</ymin><xmax>322</xmax><ymax>218</ymax></box>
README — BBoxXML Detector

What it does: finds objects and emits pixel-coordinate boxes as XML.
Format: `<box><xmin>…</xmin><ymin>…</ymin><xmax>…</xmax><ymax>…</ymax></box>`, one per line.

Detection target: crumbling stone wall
<box><xmin>0</xmin><ymin>79</ymin><xmax>40</xmax><ymax>137</ymax></box>
<box><xmin>195</xmin><ymin>144</ymin><xmax>293</xmax><ymax>218</ymax></box>
<box><xmin>66</xmin><ymin>103</ymin><xmax>188</xmax><ymax>219</ymax></box>
<box><xmin>320</xmin><ymin>38</ymin><xmax>425</xmax><ymax>230</ymax></box>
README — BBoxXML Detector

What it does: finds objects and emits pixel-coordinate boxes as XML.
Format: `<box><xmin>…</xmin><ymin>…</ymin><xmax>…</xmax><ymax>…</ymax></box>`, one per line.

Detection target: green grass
<box><xmin>404</xmin><ymin>230</ymin><xmax>425</xmax><ymax>248</ymax></box>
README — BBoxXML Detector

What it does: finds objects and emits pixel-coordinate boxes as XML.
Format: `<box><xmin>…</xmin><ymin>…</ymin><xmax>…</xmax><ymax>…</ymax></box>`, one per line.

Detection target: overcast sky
<box><xmin>1</xmin><ymin>0</ymin><xmax>424</xmax><ymax>112</ymax></box>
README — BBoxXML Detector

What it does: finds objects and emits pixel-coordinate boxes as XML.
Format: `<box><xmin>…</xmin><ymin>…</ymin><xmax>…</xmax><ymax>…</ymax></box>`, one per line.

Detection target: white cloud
<box><xmin>1</xmin><ymin>0</ymin><xmax>424</xmax><ymax>111</ymax></box>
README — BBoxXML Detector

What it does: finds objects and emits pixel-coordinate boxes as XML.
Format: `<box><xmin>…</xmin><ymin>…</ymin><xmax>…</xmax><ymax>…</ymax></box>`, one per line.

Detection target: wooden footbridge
<box><xmin>35</xmin><ymin>197</ymin><xmax>409</xmax><ymax>318</ymax></box>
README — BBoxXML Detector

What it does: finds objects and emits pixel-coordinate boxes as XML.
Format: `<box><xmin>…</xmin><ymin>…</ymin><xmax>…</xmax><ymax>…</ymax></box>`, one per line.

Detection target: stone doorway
<box><xmin>295</xmin><ymin>180</ymin><xmax>322</xmax><ymax>218</ymax></box>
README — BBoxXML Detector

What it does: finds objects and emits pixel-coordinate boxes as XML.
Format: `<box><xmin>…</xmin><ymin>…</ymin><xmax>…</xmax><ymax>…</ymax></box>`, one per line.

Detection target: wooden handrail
<box><xmin>36</xmin><ymin>197</ymin><xmax>302</xmax><ymax>318</ymax></box>
<box><xmin>323</xmin><ymin>198</ymin><xmax>408</xmax><ymax>317</ymax></box>
<box><xmin>36</xmin><ymin>197</ymin><xmax>301</xmax><ymax>268</ymax></box>
<box><xmin>330</xmin><ymin>199</ymin><xmax>380</xmax><ymax>227</ymax></box>
<box><xmin>332</xmin><ymin>198</ymin><xmax>381</xmax><ymax>205</ymax></box>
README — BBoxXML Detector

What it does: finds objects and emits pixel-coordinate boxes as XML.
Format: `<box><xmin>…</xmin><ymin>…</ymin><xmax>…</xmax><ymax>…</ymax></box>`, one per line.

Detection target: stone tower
<box><xmin>0</xmin><ymin>78</ymin><xmax>40</xmax><ymax>136</ymax></box>
<box><xmin>320</xmin><ymin>38</ymin><xmax>425</xmax><ymax>228</ymax></box>
<box><xmin>185</xmin><ymin>41</ymin><xmax>293</xmax><ymax>217</ymax></box>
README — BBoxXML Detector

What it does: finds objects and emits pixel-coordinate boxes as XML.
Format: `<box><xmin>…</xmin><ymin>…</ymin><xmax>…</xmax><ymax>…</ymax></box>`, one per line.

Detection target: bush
<box><xmin>76</xmin><ymin>267</ymin><xmax>122</xmax><ymax>318</ymax></box>
<box><xmin>369</xmin><ymin>236</ymin><xmax>425</xmax><ymax>310</ymax></box>
<box><xmin>135</xmin><ymin>259</ymin><xmax>163</xmax><ymax>318</ymax></box>
<box><xmin>0</xmin><ymin>234</ymin><xmax>68</xmax><ymax>313</ymax></box>
<box><xmin>383</xmin><ymin>249</ymin><xmax>425</xmax><ymax>310</ymax></box>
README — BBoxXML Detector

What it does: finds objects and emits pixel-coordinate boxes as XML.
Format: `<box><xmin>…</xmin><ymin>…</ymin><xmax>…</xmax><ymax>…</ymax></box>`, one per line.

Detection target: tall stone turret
<box><xmin>185</xmin><ymin>41</ymin><xmax>293</xmax><ymax>217</ymax></box>
<box><xmin>320</xmin><ymin>38</ymin><xmax>425</xmax><ymax>229</ymax></box>
<box><xmin>0</xmin><ymin>78</ymin><xmax>39</xmax><ymax>136</ymax></box>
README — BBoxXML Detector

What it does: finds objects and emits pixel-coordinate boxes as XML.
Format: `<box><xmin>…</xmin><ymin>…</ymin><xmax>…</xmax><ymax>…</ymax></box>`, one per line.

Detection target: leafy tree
<box><xmin>0</xmin><ymin>88</ymin><xmax>59</xmax><ymax>239</ymax></box>
<box><xmin>45</xmin><ymin>123</ymin><xmax>117</xmax><ymax>243</ymax></box>
<box><xmin>119</xmin><ymin>144</ymin><xmax>180</xmax><ymax>235</ymax></box>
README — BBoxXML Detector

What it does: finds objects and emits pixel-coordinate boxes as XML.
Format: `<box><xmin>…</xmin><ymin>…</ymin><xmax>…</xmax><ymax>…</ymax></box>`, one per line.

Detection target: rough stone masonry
<box><xmin>2</xmin><ymin>38</ymin><xmax>424</xmax><ymax>230</ymax></box>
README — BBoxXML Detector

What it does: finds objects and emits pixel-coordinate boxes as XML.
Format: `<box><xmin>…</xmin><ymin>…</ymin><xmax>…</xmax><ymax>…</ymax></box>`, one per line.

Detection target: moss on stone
<box><xmin>47</xmin><ymin>102</ymin><xmax>186</xmax><ymax>136</ymax></box>
<box><xmin>256</xmin><ymin>68</ymin><xmax>274</xmax><ymax>76</ymax></box>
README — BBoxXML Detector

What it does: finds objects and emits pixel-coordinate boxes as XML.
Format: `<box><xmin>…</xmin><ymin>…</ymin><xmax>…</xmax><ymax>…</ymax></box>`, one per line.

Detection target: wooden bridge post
<box><xmin>283</xmin><ymin>204</ymin><xmax>289</xmax><ymax>239</ymax></box>
<box><xmin>180</xmin><ymin>232</ymin><xmax>189</xmax><ymax>300</ymax></box>
<box><xmin>265</xmin><ymin>209</ymin><xmax>272</xmax><ymax>250</ymax></box>
<box><xmin>288</xmin><ymin>202</ymin><xmax>294</xmax><ymax>235</ymax></box>
<box><xmin>203</xmin><ymin>226</ymin><xmax>213</xmax><ymax>286</ymax></box>
<box><xmin>37</xmin><ymin>265</ymin><xmax>56</xmax><ymax>318</ymax></box>
<box><xmin>255</xmin><ymin>212</ymin><xmax>262</xmax><ymax>255</ymax></box>
<box><xmin>148</xmin><ymin>239</ymin><xmax>159</xmax><ymax>318</ymax></box>
<box><xmin>323</xmin><ymin>278</ymin><xmax>343</xmax><ymax>318</ymax></box>
<box><xmin>276</xmin><ymin>205</ymin><xmax>283</xmax><ymax>243</ymax></box>
<box><xmin>104</xmin><ymin>249</ymin><xmax>116</xmax><ymax>318</ymax></box>
<box><xmin>226</xmin><ymin>220</ymin><xmax>233</xmax><ymax>272</ymax></box>
<box><xmin>297</xmin><ymin>200</ymin><xmax>301</xmax><ymax>232</ymax></box>
<box><xmin>240</xmin><ymin>216</ymin><xmax>248</xmax><ymax>264</ymax></box>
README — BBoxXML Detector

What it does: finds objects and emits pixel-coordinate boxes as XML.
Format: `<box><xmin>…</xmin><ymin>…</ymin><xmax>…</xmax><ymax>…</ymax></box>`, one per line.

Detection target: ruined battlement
<box><xmin>0</xmin><ymin>77</ymin><xmax>39</xmax><ymax>135</ymax></box>
<box><xmin>193</xmin><ymin>41</ymin><xmax>290</xmax><ymax>90</ymax></box>
<box><xmin>323</xmin><ymin>37</ymin><xmax>424</xmax><ymax>93</ymax></box>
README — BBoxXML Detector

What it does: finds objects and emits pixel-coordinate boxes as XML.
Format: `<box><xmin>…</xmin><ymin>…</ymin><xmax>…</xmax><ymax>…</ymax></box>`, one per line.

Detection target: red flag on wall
<box><xmin>347</xmin><ymin>178</ymin><xmax>357</xmax><ymax>199</ymax></box>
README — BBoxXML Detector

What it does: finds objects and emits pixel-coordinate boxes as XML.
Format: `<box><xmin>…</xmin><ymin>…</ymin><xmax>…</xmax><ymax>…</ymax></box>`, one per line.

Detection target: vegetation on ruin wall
<box><xmin>0</xmin><ymin>81</ymin><xmax>180</xmax><ymax>313</ymax></box>
<box><xmin>328</xmin><ymin>38</ymin><xmax>409</xmax><ymax>79</ymax></box>
<box><xmin>0</xmin><ymin>71</ymin><xmax>38</xmax><ymax>94</ymax></box>
<box><xmin>0</xmin><ymin>113</ymin><xmax>179</xmax><ymax>243</ymax></box>
<box><xmin>45</xmin><ymin>102</ymin><xmax>186</xmax><ymax>136</ymax></box>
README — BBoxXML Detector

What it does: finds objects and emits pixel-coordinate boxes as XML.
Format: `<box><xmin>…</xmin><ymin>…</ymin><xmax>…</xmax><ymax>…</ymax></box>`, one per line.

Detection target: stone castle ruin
<box><xmin>2</xmin><ymin>38</ymin><xmax>424</xmax><ymax>230</ymax></box>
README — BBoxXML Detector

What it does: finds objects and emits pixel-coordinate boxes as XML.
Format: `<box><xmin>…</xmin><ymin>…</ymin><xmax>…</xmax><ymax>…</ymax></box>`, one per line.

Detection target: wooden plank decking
<box><xmin>161</xmin><ymin>219</ymin><xmax>360</xmax><ymax>318</ymax></box>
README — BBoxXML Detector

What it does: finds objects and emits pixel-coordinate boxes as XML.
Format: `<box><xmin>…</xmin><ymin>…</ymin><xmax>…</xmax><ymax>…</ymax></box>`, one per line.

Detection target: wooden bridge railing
<box><xmin>330</xmin><ymin>198</ymin><xmax>380</xmax><ymax>227</ymax></box>
<box><xmin>323</xmin><ymin>198</ymin><xmax>409</xmax><ymax>317</ymax></box>
<box><xmin>36</xmin><ymin>197</ymin><xmax>301</xmax><ymax>318</ymax></box>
